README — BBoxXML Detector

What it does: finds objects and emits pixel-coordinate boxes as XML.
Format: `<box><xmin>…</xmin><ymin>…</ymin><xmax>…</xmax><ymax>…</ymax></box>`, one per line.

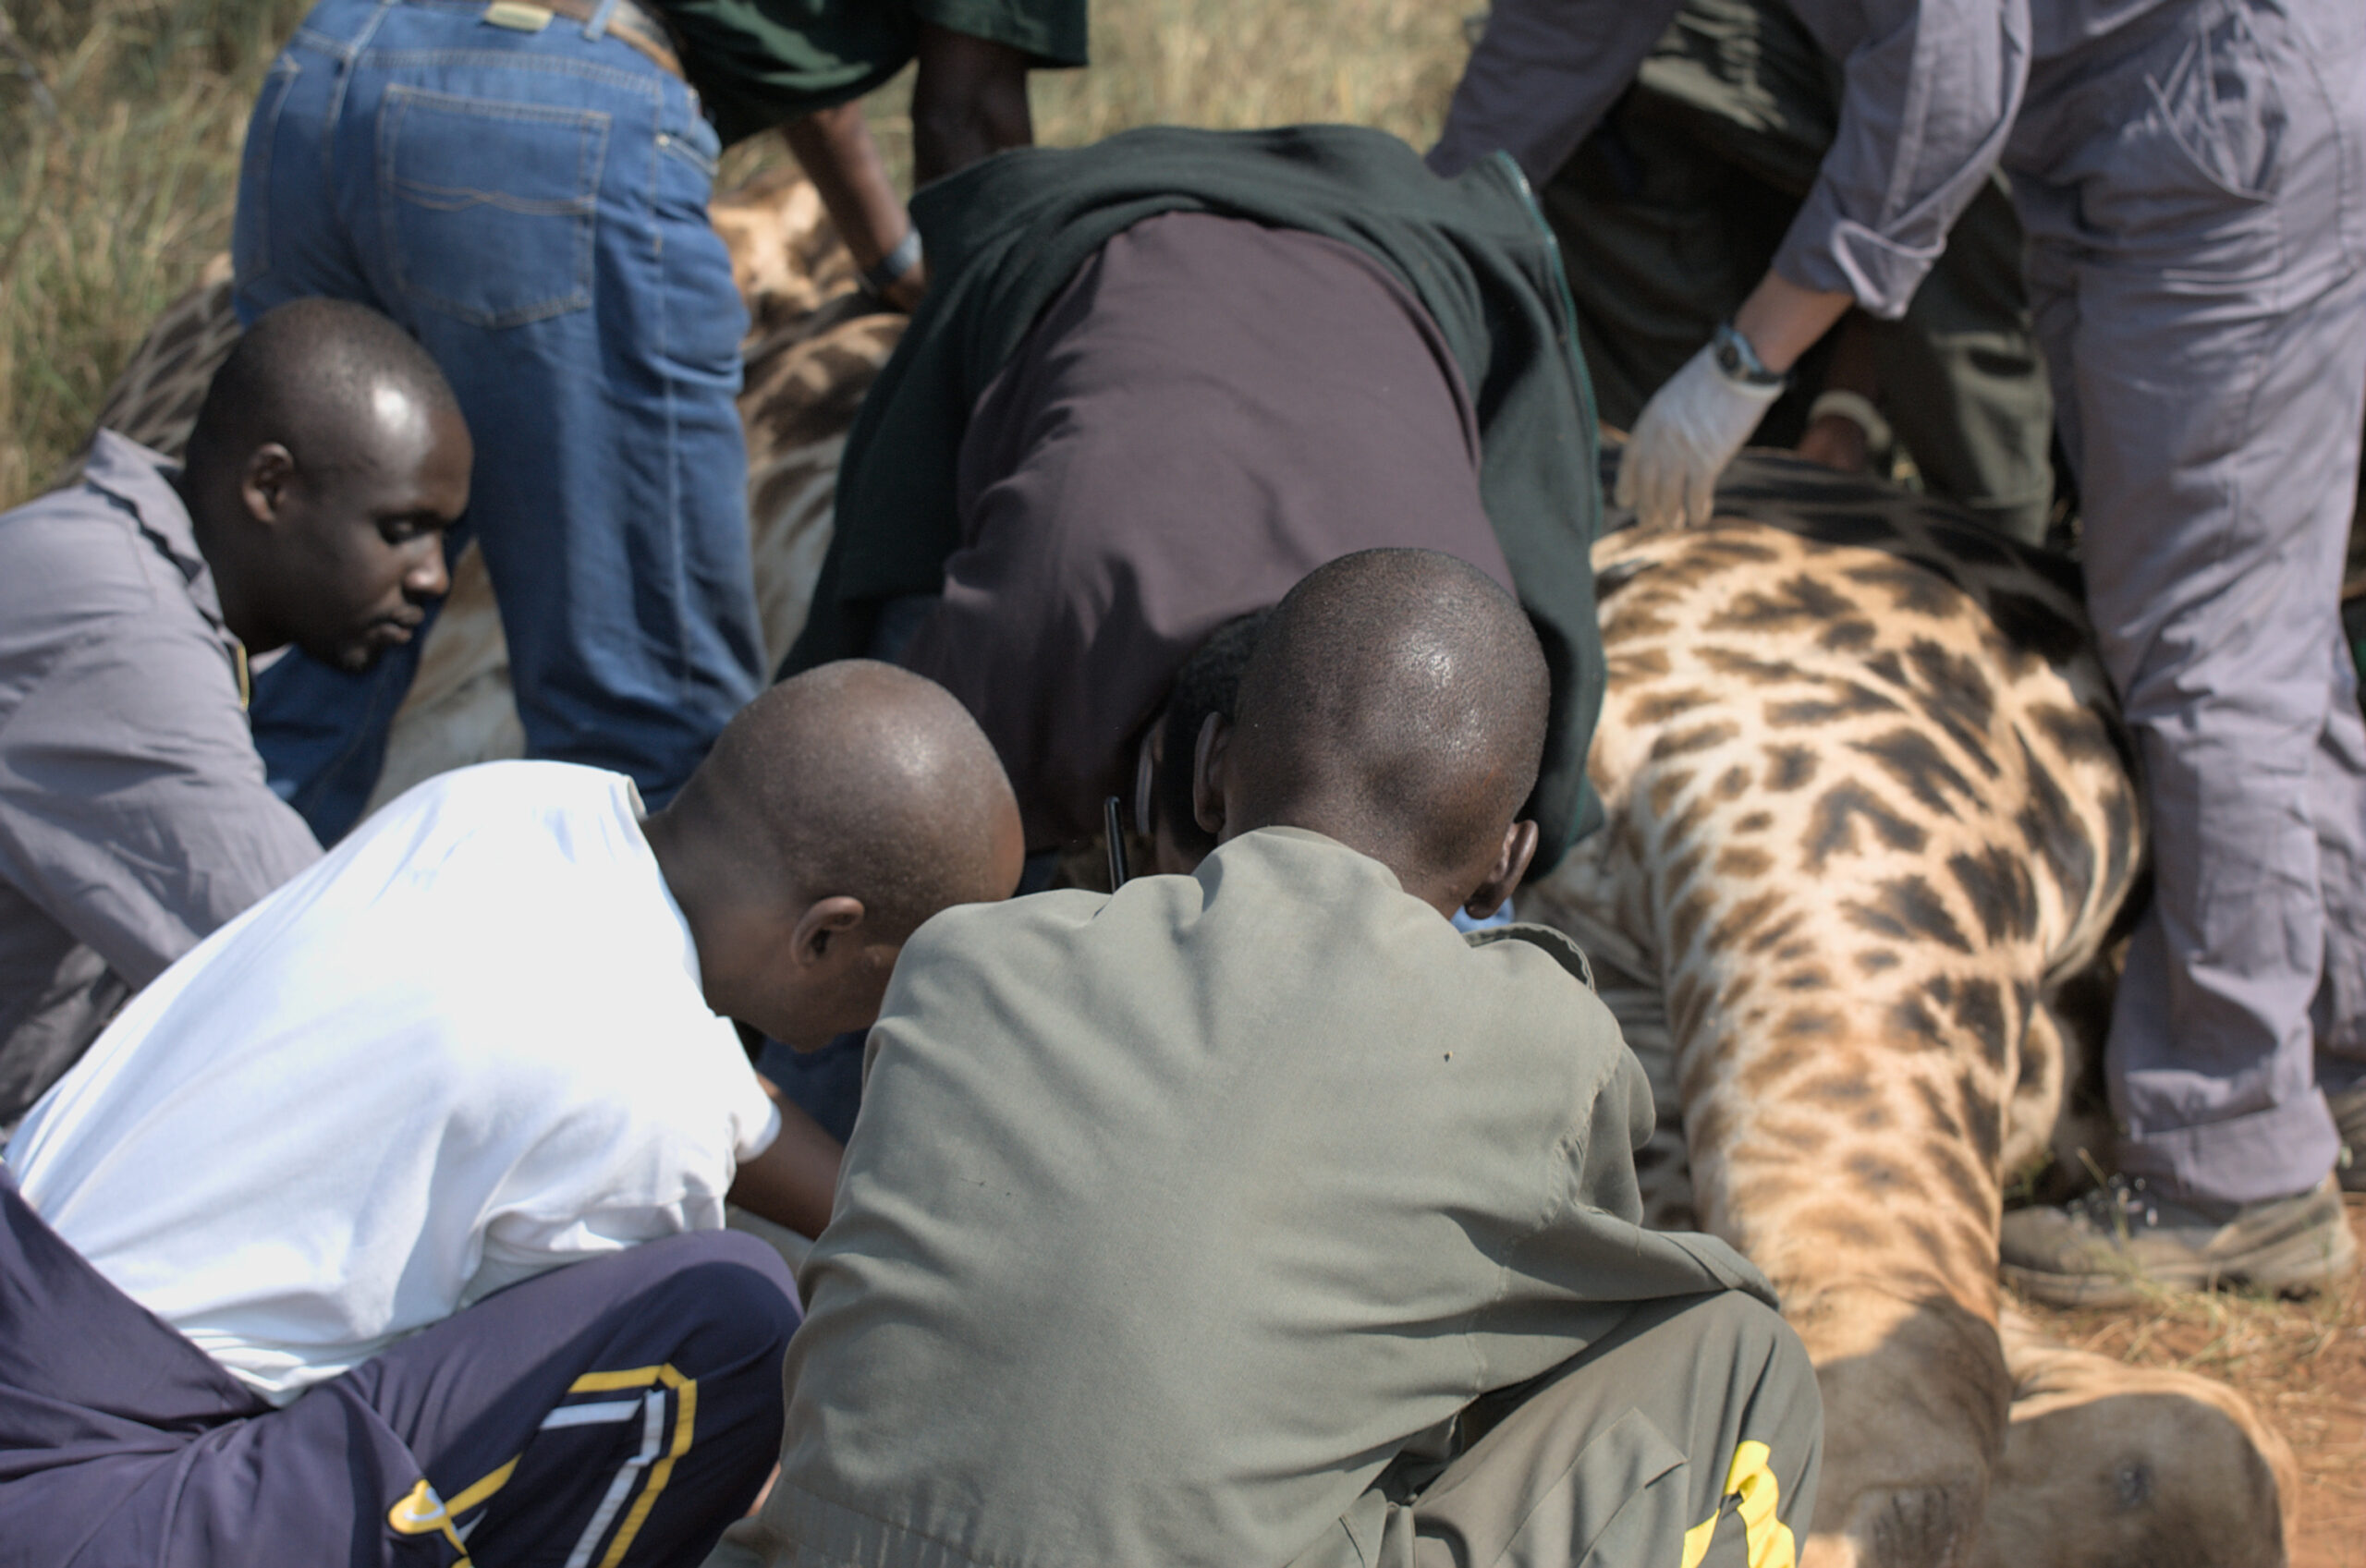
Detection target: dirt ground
<box><xmin>2010</xmin><ymin>1195</ymin><xmax>2366</xmax><ymax>1568</ymax></box>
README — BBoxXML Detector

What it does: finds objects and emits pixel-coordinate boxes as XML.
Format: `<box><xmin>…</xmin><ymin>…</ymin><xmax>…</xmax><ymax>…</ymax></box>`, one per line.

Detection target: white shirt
<box><xmin>5</xmin><ymin>761</ymin><xmax>780</xmax><ymax>1404</ymax></box>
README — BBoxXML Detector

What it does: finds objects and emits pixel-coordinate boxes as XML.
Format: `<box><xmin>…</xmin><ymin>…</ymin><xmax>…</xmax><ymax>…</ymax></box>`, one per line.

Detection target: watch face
<box><xmin>1715</xmin><ymin>327</ymin><xmax>1777</xmax><ymax>385</ymax></box>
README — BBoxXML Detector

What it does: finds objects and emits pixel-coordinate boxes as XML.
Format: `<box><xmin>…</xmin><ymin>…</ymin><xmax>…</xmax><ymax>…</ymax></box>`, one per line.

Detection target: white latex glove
<box><xmin>1615</xmin><ymin>340</ymin><xmax>1784</xmax><ymax>529</ymax></box>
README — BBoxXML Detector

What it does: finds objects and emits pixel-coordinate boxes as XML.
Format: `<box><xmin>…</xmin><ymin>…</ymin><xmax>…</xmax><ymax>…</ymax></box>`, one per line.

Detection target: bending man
<box><xmin>786</xmin><ymin>126</ymin><xmax>1607</xmax><ymax>873</ymax></box>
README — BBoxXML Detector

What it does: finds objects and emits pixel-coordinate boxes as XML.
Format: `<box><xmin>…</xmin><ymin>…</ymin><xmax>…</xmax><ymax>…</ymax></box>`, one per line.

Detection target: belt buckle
<box><xmin>482</xmin><ymin>0</ymin><xmax>553</xmax><ymax>30</ymax></box>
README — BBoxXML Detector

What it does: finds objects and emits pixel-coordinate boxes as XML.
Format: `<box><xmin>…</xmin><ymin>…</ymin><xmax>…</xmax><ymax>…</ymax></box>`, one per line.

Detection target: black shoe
<box><xmin>2000</xmin><ymin>1173</ymin><xmax>2357</xmax><ymax>1308</ymax></box>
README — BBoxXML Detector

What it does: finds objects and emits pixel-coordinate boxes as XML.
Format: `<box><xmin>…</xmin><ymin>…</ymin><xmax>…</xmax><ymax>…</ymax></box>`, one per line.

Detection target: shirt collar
<box><xmin>81</xmin><ymin>430</ymin><xmax>251</xmax><ymax>702</ymax></box>
<box><xmin>80</xmin><ymin>428</ymin><xmax>231</xmax><ymax>632</ymax></box>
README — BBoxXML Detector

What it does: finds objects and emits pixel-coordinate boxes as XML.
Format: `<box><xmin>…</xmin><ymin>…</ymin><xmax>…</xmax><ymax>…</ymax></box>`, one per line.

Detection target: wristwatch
<box><xmin>859</xmin><ymin>227</ymin><xmax>924</xmax><ymax>300</ymax></box>
<box><xmin>1712</xmin><ymin>321</ymin><xmax>1787</xmax><ymax>389</ymax></box>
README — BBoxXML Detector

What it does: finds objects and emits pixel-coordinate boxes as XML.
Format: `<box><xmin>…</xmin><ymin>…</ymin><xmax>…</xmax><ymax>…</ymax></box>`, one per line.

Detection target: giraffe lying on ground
<box><xmin>91</xmin><ymin>176</ymin><xmax>2294</xmax><ymax>1566</ymax></box>
<box><xmin>1524</xmin><ymin>455</ymin><xmax>2298</xmax><ymax>1566</ymax></box>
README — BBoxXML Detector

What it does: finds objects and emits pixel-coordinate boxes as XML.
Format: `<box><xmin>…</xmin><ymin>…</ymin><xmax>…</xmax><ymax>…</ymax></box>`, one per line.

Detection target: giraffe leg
<box><xmin>1787</xmin><ymin>1282</ymin><xmax>2007</xmax><ymax>1568</ymax></box>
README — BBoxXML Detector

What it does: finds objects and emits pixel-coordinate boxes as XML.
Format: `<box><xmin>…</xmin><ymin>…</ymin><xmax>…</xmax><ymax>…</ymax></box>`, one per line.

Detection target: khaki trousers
<box><xmin>706</xmin><ymin>1292</ymin><xmax>1818</xmax><ymax>1568</ymax></box>
<box><xmin>1290</xmin><ymin>1291</ymin><xmax>1822</xmax><ymax>1568</ymax></box>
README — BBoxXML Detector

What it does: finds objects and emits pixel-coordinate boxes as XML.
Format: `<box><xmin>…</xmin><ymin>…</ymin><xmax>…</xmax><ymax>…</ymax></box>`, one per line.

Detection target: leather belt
<box><xmin>479</xmin><ymin>0</ymin><xmax>685</xmax><ymax>79</ymax></box>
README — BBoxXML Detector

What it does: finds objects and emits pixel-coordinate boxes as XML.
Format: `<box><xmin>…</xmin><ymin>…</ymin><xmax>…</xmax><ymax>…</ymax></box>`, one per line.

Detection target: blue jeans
<box><xmin>233</xmin><ymin>0</ymin><xmax>761</xmax><ymax>840</ymax></box>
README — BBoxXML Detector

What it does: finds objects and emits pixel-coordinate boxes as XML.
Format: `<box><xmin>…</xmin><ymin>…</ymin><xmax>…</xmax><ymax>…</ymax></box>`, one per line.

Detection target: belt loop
<box><xmin>583</xmin><ymin>0</ymin><xmax>617</xmax><ymax>40</ymax></box>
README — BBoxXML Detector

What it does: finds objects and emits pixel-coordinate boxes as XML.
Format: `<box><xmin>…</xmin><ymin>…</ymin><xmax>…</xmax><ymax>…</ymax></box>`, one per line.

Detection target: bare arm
<box><xmin>1732</xmin><ymin>269</ymin><xmax>1855</xmax><ymax>378</ymax></box>
<box><xmin>726</xmin><ymin>1088</ymin><xmax>845</xmax><ymax>1238</ymax></box>
<box><xmin>909</xmin><ymin>23</ymin><xmax>1033</xmax><ymax>187</ymax></box>
<box><xmin>1796</xmin><ymin>311</ymin><xmax>1883</xmax><ymax>472</ymax></box>
<box><xmin>1616</xmin><ymin>271</ymin><xmax>1853</xmax><ymax>529</ymax></box>
<box><xmin>779</xmin><ymin>103</ymin><xmax>926</xmax><ymax>310</ymax></box>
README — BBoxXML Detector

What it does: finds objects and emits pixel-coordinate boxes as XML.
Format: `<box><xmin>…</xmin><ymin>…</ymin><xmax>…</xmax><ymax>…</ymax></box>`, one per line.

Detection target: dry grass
<box><xmin>4</xmin><ymin>0</ymin><xmax>1474</xmax><ymax>505</ymax></box>
<box><xmin>905</xmin><ymin>0</ymin><xmax>1467</xmax><ymax>174</ymax></box>
<box><xmin>0</xmin><ymin>0</ymin><xmax>312</xmax><ymax>504</ymax></box>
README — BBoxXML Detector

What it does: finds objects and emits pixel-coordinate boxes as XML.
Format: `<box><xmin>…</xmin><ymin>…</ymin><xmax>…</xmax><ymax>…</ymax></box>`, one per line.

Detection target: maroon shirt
<box><xmin>901</xmin><ymin>212</ymin><xmax>1513</xmax><ymax>848</ymax></box>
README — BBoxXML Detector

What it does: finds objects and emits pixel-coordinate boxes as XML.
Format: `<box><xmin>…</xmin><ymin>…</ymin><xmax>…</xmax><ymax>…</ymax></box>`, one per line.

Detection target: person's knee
<box><xmin>1677</xmin><ymin>1292</ymin><xmax>1823</xmax><ymax>1453</ymax></box>
<box><xmin>698</xmin><ymin>1229</ymin><xmax>803</xmax><ymax>1339</ymax></box>
<box><xmin>1686</xmin><ymin>1291</ymin><xmax>1805</xmax><ymax>1372</ymax></box>
<box><xmin>1641</xmin><ymin>1294</ymin><xmax>1824</xmax><ymax>1553</ymax></box>
<box><xmin>634</xmin><ymin>1230</ymin><xmax>803</xmax><ymax>1370</ymax></box>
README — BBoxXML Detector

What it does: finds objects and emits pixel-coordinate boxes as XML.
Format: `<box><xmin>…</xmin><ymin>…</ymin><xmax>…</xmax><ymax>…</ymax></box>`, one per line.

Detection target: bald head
<box><xmin>649</xmin><ymin>662</ymin><xmax>1023</xmax><ymax>1047</ymax></box>
<box><xmin>1218</xmin><ymin>549</ymin><xmax>1548</xmax><ymax>902</ymax></box>
<box><xmin>695</xmin><ymin>662</ymin><xmax>1021</xmax><ymax>936</ymax></box>
<box><xmin>177</xmin><ymin>298</ymin><xmax>470</xmax><ymax>672</ymax></box>
<box><xmin>185</xmin><ymin>298</ymin><xmax>461</xmax><ymax>484</ymax></box>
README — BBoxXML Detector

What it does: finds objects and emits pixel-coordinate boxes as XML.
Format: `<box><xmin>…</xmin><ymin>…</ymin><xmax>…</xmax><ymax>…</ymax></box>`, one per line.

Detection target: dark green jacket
<box><xmin>787</xmin><ymin>124</ymin><xmax>1607</xmax><ymax>868</ymax></box>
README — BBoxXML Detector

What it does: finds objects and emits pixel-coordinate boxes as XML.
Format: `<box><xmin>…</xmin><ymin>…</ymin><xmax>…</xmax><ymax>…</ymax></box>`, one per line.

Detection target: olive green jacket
<box><xmin>740</xmin><ymin>828</ymin><xmax>1772</xmax><ymax>1567</ymax></box>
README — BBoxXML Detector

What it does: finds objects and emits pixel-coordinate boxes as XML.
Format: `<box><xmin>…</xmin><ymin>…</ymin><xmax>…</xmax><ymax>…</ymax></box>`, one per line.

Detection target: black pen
<box><xmin>1104</xmin><ymin>794</ymin><xmax>1130</xmax><ymax>891</ymax></box>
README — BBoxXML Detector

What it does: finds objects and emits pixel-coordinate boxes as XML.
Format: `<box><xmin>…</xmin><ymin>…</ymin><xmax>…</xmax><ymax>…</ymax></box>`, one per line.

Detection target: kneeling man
<box><xmin>737</xmin><ymin>553</ymin><xmax>1821</xmax><ymax>1567</ymax></box>
<box><xmin>0</xmin><ymin>298</ymin><xmax>470</xmax><ymax>1123</ymax></box>
<box><xmin>0</xmin><ymin>663</ymin><xmax>1021</xmax><ymax>1566</ymax></box>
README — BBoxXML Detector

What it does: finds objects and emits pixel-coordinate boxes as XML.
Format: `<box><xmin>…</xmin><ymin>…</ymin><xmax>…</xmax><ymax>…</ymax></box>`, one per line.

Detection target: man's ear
<box><xmin>1191</xmin><ymin>712</ymin><xmax>1232</xmax><ymax>838</ymax></box>
<box><xmin>1464</xmin><ymin>820</ymin><xmax>1541</xmax><ymax>919</ymax></box>
<box><xmin>239</xmin><ymin>443</ymin><xmax>297</xmax><ymax>526</ymax></box>
<box><xmin>791</xmin><ymin>895</ymin><xmax>867</xmax><ymax>966</ymax></box>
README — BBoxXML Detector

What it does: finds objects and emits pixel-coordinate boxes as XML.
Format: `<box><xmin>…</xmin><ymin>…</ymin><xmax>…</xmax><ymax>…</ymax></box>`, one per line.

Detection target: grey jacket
<box><xmin>0</xmin><ymin>432</ymin><xmax>319</xmax><ymax>1120</ymax></box>
<box><xmin>747</xmin><ymin>827</ymin><xmax>1771</xmax><ymax>1568</ymax></box>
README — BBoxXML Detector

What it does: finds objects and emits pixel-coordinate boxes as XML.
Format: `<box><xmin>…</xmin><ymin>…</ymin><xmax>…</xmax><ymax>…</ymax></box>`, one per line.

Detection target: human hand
<box><xmin>1614</xmin><ymin>339</ymin><xmax>1783</xmax><ymax>529</ymax></box>
<box><xmin>1797</xmin><ymin>318</ymin><xmax>1885</xmax><ymax>474</ymax></box>
<box><xmin>1798</xmin><ymin>387</ymin><xmax>1892</xmax><ymax>475</ymax></box>
<box><xmin>1797</xmin><ymin>413</ymin><xmax>1872</xmax><ymax>473</ymax></box>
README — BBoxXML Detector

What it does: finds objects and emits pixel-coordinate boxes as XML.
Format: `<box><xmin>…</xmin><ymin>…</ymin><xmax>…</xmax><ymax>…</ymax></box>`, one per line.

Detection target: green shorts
<box><xmin>657</xmin><ymin>0</ymin><xmax>1088</xmax><ymax>147</ymax></box>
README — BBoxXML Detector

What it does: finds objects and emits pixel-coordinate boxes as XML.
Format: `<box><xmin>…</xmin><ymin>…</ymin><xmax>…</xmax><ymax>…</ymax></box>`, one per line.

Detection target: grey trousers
<box><xmin>2009</xmin><ymin>0</ymin><xmax>2366</xmax><ymax>1201</ymax></box>
<box><xmin>1290</xmin><ymin>1292</ymin><xmax>1823</xmax><ymax>1568</ymax></box>
<box><xmin>1538</xmin><ymin>0</ymin><xmax>2056</xmax><ymax>543</ymax></box>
